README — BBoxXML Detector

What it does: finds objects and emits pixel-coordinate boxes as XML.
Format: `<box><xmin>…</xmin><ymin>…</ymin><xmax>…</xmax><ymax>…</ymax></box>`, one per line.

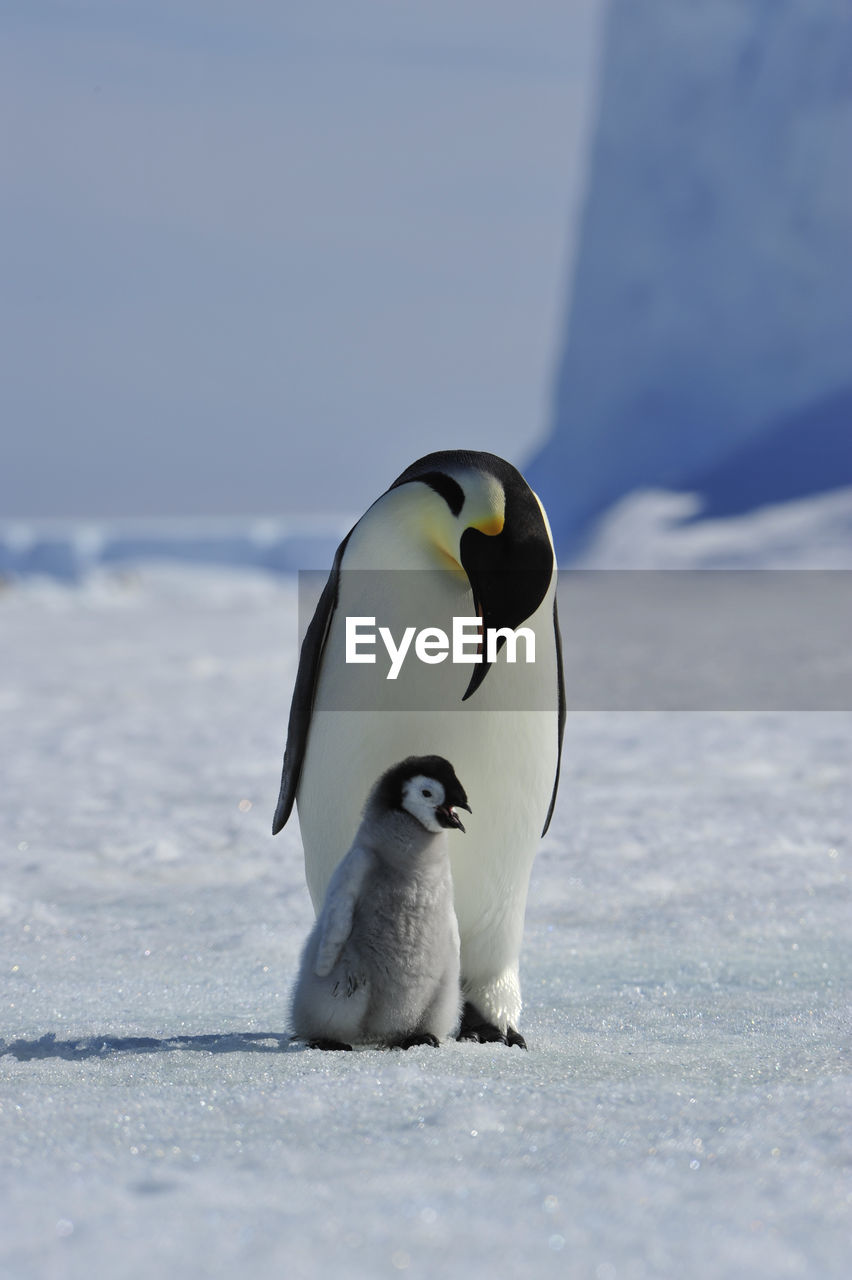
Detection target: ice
<box><xmin>0</xmin><ymin>518</ymin><xmax>350</xmax><ymax>584</ymax></box>
<box><xmin>528</xmin><ymin>0</ymin><xmax>852</xmax><ymax>548</ymax></box>
<box><xmin>575</xmin><ymin>486</ymin><xmax>852</xmax><ymax>570</ymax></box>
<box><xmin>1</xmin><ymin>565</ymin><xmax>850</xmax><ymax>1278</ymax></box>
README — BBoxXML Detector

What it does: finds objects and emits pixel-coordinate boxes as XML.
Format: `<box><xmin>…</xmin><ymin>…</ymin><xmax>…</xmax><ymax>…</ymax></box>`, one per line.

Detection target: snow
<box><xmin>575</xmin><ymin>486</ymin><xmax>852</xmax><ymax>570</ymax></box>
<box><xmin>1</xmin><ymin>555</ymin><xmax>850</xmax><ymax>1278</ymax></box>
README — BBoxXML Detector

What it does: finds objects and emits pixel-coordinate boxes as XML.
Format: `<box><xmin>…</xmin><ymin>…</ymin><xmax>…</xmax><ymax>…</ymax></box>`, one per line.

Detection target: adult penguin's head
<box><xmin>388</xmin><ymin>451</ymin><xmax>556</xmax><ymax>699</ymax></box>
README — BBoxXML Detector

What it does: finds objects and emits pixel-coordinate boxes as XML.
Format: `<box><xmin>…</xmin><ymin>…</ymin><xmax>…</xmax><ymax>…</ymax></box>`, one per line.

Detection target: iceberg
<box><xmin>528</xmin><ymin>0</ymin><xmax>852</xmax><ymax>551</ymax></box>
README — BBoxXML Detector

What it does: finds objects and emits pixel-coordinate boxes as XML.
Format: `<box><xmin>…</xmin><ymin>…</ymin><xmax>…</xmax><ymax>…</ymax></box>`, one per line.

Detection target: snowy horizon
<box><xmin>3</xmin><ymin>480</ymin><xmax>852</xmax><ymax>579</ymax></box>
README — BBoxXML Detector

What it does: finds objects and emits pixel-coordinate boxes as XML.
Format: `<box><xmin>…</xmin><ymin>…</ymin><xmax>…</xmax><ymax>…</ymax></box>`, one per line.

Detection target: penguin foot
<box><xmin>457</xmin><ymin>1002</ymin><xmax>527</xmax><ymax>1049</ymax></box>
<box><xmin>392</xmin><ymin>1033</ymin><xmax>440</xmax><ymax>1050</ymax></box>
<box><xmin>307</xmin><ymin>1038</ymin><xmax>353</xmax><ymax>1051</ymax></box>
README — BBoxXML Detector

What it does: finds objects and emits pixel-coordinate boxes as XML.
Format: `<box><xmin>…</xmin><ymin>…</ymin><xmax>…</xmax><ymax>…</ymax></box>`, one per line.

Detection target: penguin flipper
<box><xmin>541</xmin><ymin>592</ymin><xmax>566</xmax><ymax>837</ymax></box>
<box><xmin>314</xmin><ymin>846</ymin><xmax>374</xmax><ymax>978</ymax></box>
<box><xmin>272</xmin><ymin>532</ymin><xmax>352</xmax><ymax>835</ymax></box>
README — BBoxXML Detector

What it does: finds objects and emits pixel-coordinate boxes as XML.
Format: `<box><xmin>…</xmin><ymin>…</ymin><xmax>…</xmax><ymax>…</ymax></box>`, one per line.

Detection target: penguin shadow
<box><xmin>0</xmin><ymin>1030</ymin><xmax>298</xmax><ymax>1063</ymax></box>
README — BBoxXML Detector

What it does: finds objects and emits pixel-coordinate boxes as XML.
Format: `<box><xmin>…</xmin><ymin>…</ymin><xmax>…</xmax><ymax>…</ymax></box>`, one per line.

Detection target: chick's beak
<box><xmin>436</xmin><ymin>801</ymin><xmax>471</xmax><ymax>833</ymax></box>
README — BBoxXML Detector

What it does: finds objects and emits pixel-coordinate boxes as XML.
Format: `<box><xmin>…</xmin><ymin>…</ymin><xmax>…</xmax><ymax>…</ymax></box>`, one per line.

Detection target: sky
<box><xmin>1</xmin><ymin>1</ymin><xmax>605</xmax><ymax>519</ymax></box>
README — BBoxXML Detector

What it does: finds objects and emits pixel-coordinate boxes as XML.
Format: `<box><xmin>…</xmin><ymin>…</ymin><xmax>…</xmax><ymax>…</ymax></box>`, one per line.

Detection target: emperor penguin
<box><xmin>290</xmin><ymin>755</ymin><xmax>469</xmax><ymax>1050</ymax></box>
<box><xmin>274</xmin><ymin>450</ymin><xmax>565</xmax><ymax>1048</ymax></box>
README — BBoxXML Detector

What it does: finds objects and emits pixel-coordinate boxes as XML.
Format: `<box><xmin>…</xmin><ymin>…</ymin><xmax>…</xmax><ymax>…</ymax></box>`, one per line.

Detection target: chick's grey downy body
<box><xmin>290</xmin><ymin>757</ymin><xmax>468</xmax><ymax>1049</ymax></box>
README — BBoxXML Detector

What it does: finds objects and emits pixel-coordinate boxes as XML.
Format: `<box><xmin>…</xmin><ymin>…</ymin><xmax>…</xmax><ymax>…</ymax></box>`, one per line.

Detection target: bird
<box><xmin>274</xmin><ymin>450</ymin><xmax>564</xmax><ymax>1048</ymax></box>
<box><xmin>289</xmin><ymin>755</ymin><xmax>469</xmax><ymax>1050</ymax></box>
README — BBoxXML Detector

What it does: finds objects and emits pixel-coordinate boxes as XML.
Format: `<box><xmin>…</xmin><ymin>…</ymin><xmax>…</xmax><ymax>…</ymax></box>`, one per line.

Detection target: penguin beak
<box><xmin>436</xmin><ymin>801</ymin><xmax>471</xmax><ymax>833</ymax></box>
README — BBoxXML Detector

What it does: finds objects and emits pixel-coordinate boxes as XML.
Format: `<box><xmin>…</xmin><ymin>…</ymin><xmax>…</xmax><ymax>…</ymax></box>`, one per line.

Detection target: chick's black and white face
<box><xmin>401</xmin><ymin>775</ymin><xmax>462</xmax><ymax>834</ymax></box>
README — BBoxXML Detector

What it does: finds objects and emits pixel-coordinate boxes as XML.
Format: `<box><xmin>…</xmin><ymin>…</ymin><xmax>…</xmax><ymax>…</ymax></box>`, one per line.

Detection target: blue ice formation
<box><xmin>528</xmin><ymin>0</ymin><xmax>852</xmax><ymax>551</ymax></box>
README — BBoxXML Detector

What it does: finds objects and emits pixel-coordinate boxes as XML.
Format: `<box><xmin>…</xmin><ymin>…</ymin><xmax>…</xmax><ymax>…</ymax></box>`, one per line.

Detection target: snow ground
<box><xmin>1</xmin><ymin>566</ymin><xmax>850</xmax><ymax>1279</ymax></box>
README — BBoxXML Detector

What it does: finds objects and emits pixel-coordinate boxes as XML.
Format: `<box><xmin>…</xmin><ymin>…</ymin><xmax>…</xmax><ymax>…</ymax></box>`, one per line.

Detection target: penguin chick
<box><xmin>290</xmin><ymin>756</ymin><xmax>470</xmax><ymax>1051</ymax></box>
